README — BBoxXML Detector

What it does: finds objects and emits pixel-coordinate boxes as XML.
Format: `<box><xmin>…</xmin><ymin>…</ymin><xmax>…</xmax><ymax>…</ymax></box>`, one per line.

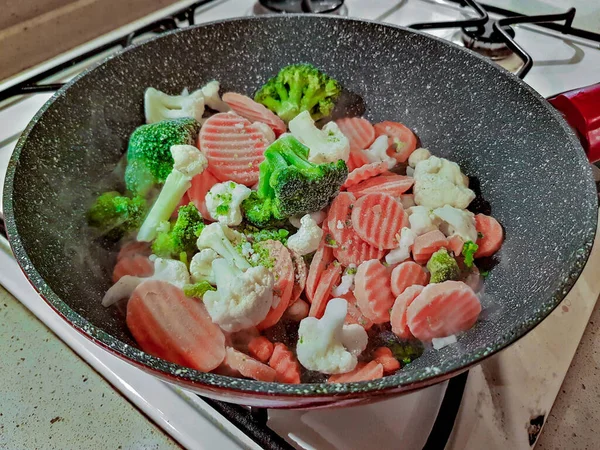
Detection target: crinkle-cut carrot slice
<box><xmin>412</xmin><ymin>230</ymin><xmax>449</xmax><ymax>265</ymax></box>
<box><xmin>327</xmin><ymin>361</ymin><xmax>384</xmax><ymax>383</ymax></box>
<box><xmin>222</xmin><ymin>92</ymin><xmax>286</xmax><ymax>136</ymax></box>
<box><xmin>447</xmin><ymin>235</ymin><xmax>465</xmax><ymax>257</ymax></box>
<box><xmin>289</xmin><ymin>249</ymin><xmax>307</xmax><ymax>304</ymax></box>
<box><xmin>341</xmin><ymin>291</ymin><xmax>374</xmax><ymax>331</ymax></box>
<box><xmin>247</xmin><ymin>336</ymin><xmax>274</xmax><ymax>363</ymax></box>
<box><xmin>269</xmin><ymin>343</ymin><xmax>301</xmax><ymax>384</ymax></box>
<box><xmin>309</xmin><ymin>263</ymin><xmax>342</xmax><ymax>318</ymax></box>
<box><xmin>406</xmin><ymin>281</ymin><xmax>481</xmax><ymax>341</ymax></box>
<box><xmin>372</xmin><ymin>347</ymin><xmax>401</xmax><ymax>373</ymax></box>
<box><xmin>126</xmin><ymin>280</ymin><xmax>226</xmax><ymax>371</ymax></box>
<box><xmin>306</xmin><ymin>236</ymin><xmax>335</xmax><ymax>302</ymax></box>
<box><xmin>390</xmin><ymin>285</ymin><xmax>424</xmax><ymax>339</ymax></box>
<box><xmin>117</xmin><ymin>241</ymin><xmax>151</xmax><ymax>261</ymax></box>
<box><xmin>112</xmin><ymin>254</ymin><xmax>153</xmax><ymax>284</ymax></box>
<box><xmin>347</xmin><ymin>148</ymin><xmax>371</xmax><ymax>171</ymax></box>
<box><xmin>390</xmin><ymin>261</ymin><xmax>429</xmax><ymax>297</ymax></box>
<box><xmin>335</xmin><ymin>117</ymin><xmax>375</xmax><ymax>152</ymax></box>
<box><xmin>187</xmin><ymin>168</ymin><xmax>220</xmax><ymax>220</ymax></box>
<box><xmin>351</xmin><ymin>193</ymin><xmax>407</xmax><ymax>250</ymax></box>
<box><xmin>353</xmin><ymin>259</ymin><xmax>395</xmax><ymax>324</ymax></box>
<box><xmin>326</xmin><ymin>191</ymin><xmax>355</xmax><ymax>244</ymax></box>
<box><xmin>347</xmin><ymin>174</ymin><xmax>414</xmax><ymax>198</ymax></box>
<box><xmin>342</xmin><ymin>161</ymin><xmax>388</xmax><ymax>190</ymax></box>
<box><xmin>474</xmin><ymin>214</ymin><xmax>504</xmax><ymax>258</ymax></box>
<box><xmin>373</xmin><ymin>121</ymin><xmax>418</xmax><ymax>163</ymax></box>
<box><xmin>223</xmin><ymin>347</ymin><xmax>276</xmax><ymax>382</ymax></box>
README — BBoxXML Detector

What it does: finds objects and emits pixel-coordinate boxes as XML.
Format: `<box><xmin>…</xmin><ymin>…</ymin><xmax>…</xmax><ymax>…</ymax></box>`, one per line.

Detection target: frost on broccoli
<box><xmin>87</xmin><ymin>191</ymin><xmax>147</xmax><ymax>240</ymax></box>
<box><xmin>151</xmin><ymin>203</ymin><xmax>205</xmax><ymax>259</ymax></box>
<box><xmin>254</xmin><ymin>64</ymin><xmax>341</xmax><ymax>122</ymax></box>
<box><xmin>242</xmin><ymin>134</ymin><xmax>347</xmax><ymax>226</ymax></box>
<box><xmin>124</xmin><ymin>117</ymin><xmax>200</xmax><ymax>196</ymax></box>
<box><xmin>427</xmin><ymin>248</ymin><xmax>460</xmax><ymax>283</ymax></box>
<box><xmin>238</xmin><ymin>224</ymin><xmax>290</xmax><ymax>245</ymax></box>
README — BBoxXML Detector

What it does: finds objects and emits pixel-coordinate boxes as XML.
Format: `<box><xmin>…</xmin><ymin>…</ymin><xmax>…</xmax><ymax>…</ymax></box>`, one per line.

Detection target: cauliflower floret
<box><xmin>101</xmin><ymin>257</ymin><xmax>190</xmax><ymax>307</ymax></box>
<box><xmin>413</xmin><ymin>156</ymin><xmax>475</xmax><ymax>209</ymax></box>
<box><xmin>201</xmin><ymin>80</ymin><xmax>231</xmax><ymax>112</ymax></box>
<box><xmin>408</xmin><ymin>147</ymin><xmax>431</xmax><ymax>168</ymax></box>
<box><xmin>289</xmin><ymin>111</ymin><xmax>350</xmax><ymax>164</ymax></box>
<box><xmin>296</xmin><ymin>298</ymin><xmax>368</xmax><ymax>374</ymax></box>
<box><xmin>363</xmin><ymin>135</ymin><xmax>396</xmax><ymax>169</ymax></box>
<box><xmin>289</xmin><ymin>210</ymin><xmax>326</xmax><ymax>228</ymax></box>
<box><xmin>407</xmin><ymin>206</ymin><xmax>441</xmax><ymax>235</ymax></box>
<box><xmin>197</xmin><ymin>222</ymin><xmax>251</xmax><ymax>271</ymax></box>
<box><xmin>331</xmin><ymin>265</ymin><xmax>356</xmax><ymax>297</ymax></box>
<box><xmin>171</xmin><ymin>144</ymin><xmax>208</xmax><ymax>178</ymax></box>
<box><xmin>203</xmin><ymin>259</ymin><xmax>274</xmax><ymax>332</ymax></box>
<box><xmin>144</xmin><ymin>87</ymin><xmax>205</xmax><ymax>123</ymax></box>
<box><xmin>286</xmin><ymin>214</ymin><xmax>324</xmax><ymax>256</ymax></box>
<box><xmin>190</xmin><ymin>248</ymin><xmax>220</xmax><ymax>285</ymax></box>
<box><xmin>432</xmin><ymin>205</ymin><xmax>478</xmax><ymax>243</ymax></box>
<box><xmin>385</xmin><ymin>227</ymin><xmax>418</xmax><ymax>265</ymax></box>
<box><xmin>205</xmin><ymin>181</ymin><xmax>252</xmax><ymax>226</ymax></box>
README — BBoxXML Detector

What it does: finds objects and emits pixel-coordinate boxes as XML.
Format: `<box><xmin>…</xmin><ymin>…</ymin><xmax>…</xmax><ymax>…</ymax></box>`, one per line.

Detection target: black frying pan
<box><xmin>3</xmin><ymin>15</ymin><xmax>597</xmax><ymax>408</ymax></box>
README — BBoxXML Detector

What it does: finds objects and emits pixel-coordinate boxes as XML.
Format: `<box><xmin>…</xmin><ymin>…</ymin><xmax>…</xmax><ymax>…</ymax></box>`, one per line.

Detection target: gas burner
<box><xmin>461</xmin><ymin>21</ymin><xmax>515</xmax><ymax>60</ymax></box>
<box><xmin>253</xmin><ymin>0</ymin><xmax>346</xmax><ymax>15</ymax></box>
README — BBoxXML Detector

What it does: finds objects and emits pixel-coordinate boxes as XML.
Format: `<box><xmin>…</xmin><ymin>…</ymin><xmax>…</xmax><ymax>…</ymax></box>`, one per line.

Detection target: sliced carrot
<box><xmin>372</xmin><ymin>347</ymin><xmax>401</xmax><ymax>373</ymax></box>
<box><xmin>400</xmin><ymin>194</ymin><xmax>415</xmax><ymax>209</ymax></box>
<box><xmin>223</xmin><ymin>347</ymin><xmax>276</xmax><ymax>382</ymax></box>
<box><xmin>309</xmin><ymin>263</ymin><xmax>342</xmax><ymax>318</ymax></box>
<box><xmin>406</xmin><ymin>281</ymin><xmax>481</xmax><ymax>341</ymax></box>
<box><xmin>112</xmin><ymin>254</ymin><xmax>153</xmax><ymax>283</ymax></box>
<box><xmin>247</xmin><ymin>336</ymin><xmax>274</xmax><ymax>363</ymax></box>
<box><xmin>342</xmin><ymin>161</ymin><xmax>388</xmax><ymax>190</ymax></box>
<box><xmin>342</xmin><ymin>291</ymin><xmax>374</xmax><ymax>331</ymax></box>
<box><xmin>256</xmin><ymin>240</ymin><xmax>295</xmax><ymax>330</ymax></box>
<box><xmin>306</xmin><ymin>236</ymin><xmax>335</xmax><ymax>302</ymax></box>
<box><xmin>335</xmin><ymin>117</ymin><xmax>376</xmax><ymax>152</ymax></box>
<box><xmin>227</xmin><ymin>327</ymin><xmax>260</xmax><ymax>353</ymax></box>
<box><xmin>447</xmin><ymin>235</ymin><xmax>465</xmax><ymax>257</ymax></box>
<box><xmin>390</xmin><ymin>285</ymin><xmax>424</xmax><ymax>339</ymax></box>
<box><xmin>289</xmin><ymin>249</ymin><xmax>307</xmax><ymax>304</ymax></box>
<box><xmin>347</xmin><ymin>174</ymin><xmax>414</xmax><ymax>199</ymax></box>
<box><xmin>373</xmin><ymin>121</ymin><xmax>418</xmax><ymax>163</ymax></box>
<box><xmin>327</xmin><ymin>361</ymin><xmax>384</xmax><ymax>383</ymax></box>
<box><xmin>126</xmin><ymin>280</ymin><xmax>226</xmax><ymax>371</ymax></box>
<box><xmin>284</xmin><ymin>298</ymin><xmax>310</xmax><ymax>321</ymax></box>
<box><xmin>222</xmin><ymin>92</ymin><xmax>286</xmax><ymax>136</ymax></box>
<box><xmin>187</xmin><ymin>168</ymin><xmax>220</xmax><ymax>220</ymax></box>
<box><xmin>326</xmin><ymin>192</ymin><xmax>355</xmax><ymax>244</ymax></box>
<box><xmin>474</xmin><ymin>214</ymin><xmax>504</xmax><ymax>258</ymax></box>
<box><xmin>351</xmin><ymin>193</ymin><xmax>407</xmax><ymax>250</ymax></box>
<box><xmin>347</xmin><ymin>148</ymin><xmax>371</xmax><ymax>171</ymax></box>
<box><xmin>412</xmin><ymin>230</ymin><xmax>449</xmax><ymax>265</ymax></box>
<box><xmin>333</xmin><ymin>238</ymin><xmax>386</xmax><ymax>268</ymax></box>
<box><xmin>390</xmin><ymin>261</ymin><xmax>429</xmax><ymax>297</ymax></box>
<box><xmin>269</xmin><ymin>343</ymin><xmax>301</xmax><ymax>384</ymax></box>
<box><xmin>199</xmin><ymin>112</ymin><xmax>274</xmax><ymax>186</ymax></box>
<box><xmin>117</xmin><ymin>241</ymin><xmax>151</xmax><ymax>261</ymax></box>
<box><xmin>353</xmin><ymin>259</ymin><xmax>395</xmax><ymax>324</ymax></box>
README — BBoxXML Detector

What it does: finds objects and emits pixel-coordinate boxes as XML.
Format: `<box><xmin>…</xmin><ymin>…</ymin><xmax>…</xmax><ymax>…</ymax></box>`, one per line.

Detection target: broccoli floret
<box><xmin>461</xmin><ymin>240</ymin><xmax>479</xmax><ymax>268</ymax></box>
<box><xmin>152</xmin><ymin>203</ymin><xmax>205</xmax><ymax>258</ymax></box>
<box><xmin>254</xmin><ymin>64</ymin><xmax>341</xmax><ymax>122</ymax></box>
<box><xmin>427</xmin><ymin>248</ymin><xmax>460</xmax><ymax>283</ymax></box>
<box><xmin>124</xmin><ymin>117</ymin><xmax>200</xmax><ymax>196</ymax></box>
<box><xmin>87</xmin><ymin>191</ymin><xmax>147</xmax><ymax>240</ymax></box>
<box><xmin>183</xmin><ymin>280</ymin><xmax>215</xmax><ymax>298</ymax></box>
<box><xmin>242</xmin><ymin>135</ymin><xmax>347</xmax><ymax>226</ymax></box>
<box><xmin>238</xmin><ymin>224</ymin><xmax>290</xmax><ymax>245</ymax></box>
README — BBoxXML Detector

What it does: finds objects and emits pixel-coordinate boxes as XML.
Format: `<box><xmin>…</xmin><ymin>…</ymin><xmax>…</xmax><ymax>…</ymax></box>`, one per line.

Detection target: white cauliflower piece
<box><xmin>296</xmin><ymin>298</ymin><xmax>368</xmax><ymax>374</ymax></box>
<box><xmin>432</xmin><ymin>205</ymin><xmax>478</xmax><ymax>243</ymax></box>
<box><xmin>289</xmin><ymin>210</ymin><xmax>326</xmax><ymax>228</ymax></box>
<box><xmin>289</xmin><ymin>111</ymin><xmax>350</xmax><ymax>163</ymax></box>
<box><xmin>201</xmin><ymin>80</ymin><xmax>231</xmax><ymax>112</ymax></box>
<box><xmin>286</xmin><ymin>214</ymin><xmax>324</xmax><ymax>256</ymax></box>
<box><xmin>408</xmin><ymin>147</ymin><xmax>431</xmax><ymax>168</ymax></box>
<box><xmin>101</xmin><ymin>257</ymin><xmax>190</xmax><ymax>307</ymax></box>
<box><xmin>413</xmin><ymin>156</ymin><xmax>475</xmax><ymax>209</ymax></box>
<box><xmin>190</xmin><ymin>248</ymin><xmax>220</xmax><ymax>284</ymax></box>
<box><xmin>385</xmin><ymin>227</ymin><xmax>418</xmax><ymax>265</ymax></box>
<box><xmin>205</xmin><ymin>181</ymin><xmax>252</xmax><ymax>226</ymax></box>
<box><xmin>407</xmin><ymin>206</ymin><xmax>441</xmax><ymax>235</ymax></box>
<box><xmin>203</xmin><ymin>259</ymin><xmax>274</xmax><ymax>332</ymax></box>
<box><xmin>197</xmin><ymin>222</ymin><xmax>251</xmax><ymax>271</ymax></box>
<box><xmin>363</xmin><ymin>135</ymin><xmax>396</xmax><ymax>169</ymax></box>
<box><xmin>331</xmin><ymin>265</ymin><xmax>356</xmax><ymax>297</ymax></box>
<box><xmin>171</xmin><ymin>144</ymin><xmax>208</xmax><ymax>177</ymax></box>
<box><xmin>253</xmin><ymin>122</ymin><xmax>276</xmax><ymax>143</ymax></box>
<box><xmin>144</xmin><ymin>87</ymin><xmax>205</xmax><ymax>123</ymax></box>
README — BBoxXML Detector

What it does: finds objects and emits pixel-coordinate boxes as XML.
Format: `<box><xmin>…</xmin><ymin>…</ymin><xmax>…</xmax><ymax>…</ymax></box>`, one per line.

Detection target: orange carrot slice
<box><xmin>289</xmin><ymin>249</ymin><xmax>307</xmax><ymax>304</ymax></box>
<box><xmin>327</xmin><ymin>361</ymin><xmax>384</xmax><ymax>383</ymax></box>
<box><xmin>269</xmin><ymin>343</ymin><xmax>301</xmax><ymax>384</ymax></box>
<box><xmin>342</xmin><ymin>291</ymin><xmax>374</xmax><ymax>330</ymax></box>
<box><xmin>256</xmin><ymin>240</ymin><xmax>295</xmax><ymax>330</ymax></box>
<box><xmin>284</xmin><ymin>298</ymin><xmax>310</xmax><ymax>321</ymax></box>
<box><xmin>326</xmin><ymin>192</ymin><xmax>355</xmax><ymax>244</ymax></box>
<box><xmin>353</xmin><ymin>259</ymin><xmax>395</xmax><ymax>323</ymax></box>
<box><xmin>309</xmin><ymin>263</ymin><xmax>342</xmax><ymax>318</ymax></box>
<box><xmin>187</xmin><ymin>168</ymin><xmax>220</xmax><ymax>220</ymax></box>
<box><xmin>447</xmin><ymin>235</ymin><xmax>465</xmax><ymax>257</ymax></box>
<box><xmin>390</xmin><ymin>261</ymin><xmax>429</xmax><ymax>297</ymax></box>
<box><xmin>223</xmin><ymin>347</ymin><xmax>276</xmax><ymax>382</ymax></box>
<box><xmin>112</xmin><ymin>254</ymin><xmax>153</xmax><ymax>284</ymax></box>
<box><xmin>372</xmin><ymin>347</ymin><xmax>401</xmax><ymax>373</ymax></box>
<box><xmin>333</xmin><ymin>238</ymin><xmax>386</xmax><ymax>267</ymax></box>
<box><xmin>126</xmin><ymin>280</ymin><xmax>226</xmax><ymax>371</ymax></box>
<box><xmin>247</xmin><ymin>336</ymin><xmax>274</xmax><ymax>363</ymax></box>
<box><xmin>117</xmin><ymin>241</ymin><xmax>151</xmax><ymax>261</ymax></box>
<box><xmin>335</xmin><ymin>117</ymin><xmax>376</xmax><ymax>152</ymax></box>
<box><xmin>373</xmin><ymin>121</ymin><xmax>418</xmax><ymax>163</ymax></box>
<box><xmin>199</xmin><ymin>112</ymin><xmax>274</xmax><ymax>186</ymax></box>
<box><xmin>351</xmin><ymin>193</ymin><xmax>407</xmax><ymax>250</ymax></box>
<box><xmin>347</xmin><ymin>174</ymin><xmax>414</xmax><ymax>198</ymax></box>
<box><xmin>412</xmin><ymin>230</ymin><xmax>449</xmax><ymax>265</ymax></box>
<box><xmin>406</xmin><ymin>281</ymin><xmax>481</xmax><ymax>341</ymax></box>
<box><xmin>474</xmin><ymin>214</ymin><xmax>504</xmax><ymax>257</ymax></box>
<box><xmin>390</xmin><ymin>285</ymin><xmax>424</xmax><ymax>339</ymax></box>
<box><xmin>228</xmin><ymin>327</ymin><xmax>260</xmax><ymax>353</ymax></box>
<box><xmin>222</xmin><ymin>92</ymin><xmax>286</xmax><ymax>136</ymax></box>
<box><xmin>347</xmin><ymin>148</ymin><xmax>371</xmax><ymax>171</ymax></box>
<box><xmin>306</xmin><ymin>237</ymin><xmax>335</xmax><ymax>302</ymax></box>
<box><xmin>342</xmin><ymin>161</ymin><xmax>388</xmax><ymax>190</ymax></box>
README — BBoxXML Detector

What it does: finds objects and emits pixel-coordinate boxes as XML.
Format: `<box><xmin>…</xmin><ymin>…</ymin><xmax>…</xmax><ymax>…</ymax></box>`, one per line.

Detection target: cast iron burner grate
<box><xmin>255</xmin><ymin>0</ymin><xmax>346</xmax><ymax>15</ymax></box>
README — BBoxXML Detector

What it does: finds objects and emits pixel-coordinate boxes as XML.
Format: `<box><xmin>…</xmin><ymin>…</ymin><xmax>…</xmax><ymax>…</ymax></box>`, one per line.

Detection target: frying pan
<box><xmin>3</xmin><ymin>15</ymin><xmax>597</xmax><ymax>408</ymax></box>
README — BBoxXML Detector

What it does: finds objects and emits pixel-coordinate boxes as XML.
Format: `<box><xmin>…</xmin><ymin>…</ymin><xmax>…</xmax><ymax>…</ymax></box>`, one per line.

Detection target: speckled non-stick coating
<box><xmin>3</xmin><ymin>15</ymin><xmax>597</xmax><ymax>406</ymax></box>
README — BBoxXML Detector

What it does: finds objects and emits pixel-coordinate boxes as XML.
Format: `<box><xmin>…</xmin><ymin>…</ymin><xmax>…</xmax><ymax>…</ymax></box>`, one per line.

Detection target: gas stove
<box><xmin>1</xmin><ymin>1</ymin><xmax>599</xmax><ymax>449</ymax></box>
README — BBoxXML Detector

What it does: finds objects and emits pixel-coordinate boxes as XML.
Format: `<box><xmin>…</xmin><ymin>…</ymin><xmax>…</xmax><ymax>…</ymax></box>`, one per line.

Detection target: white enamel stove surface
<box><xmin>1</xmin><ymin>1</ymin><xmax>599</xmax><ymax>449</ymax></box>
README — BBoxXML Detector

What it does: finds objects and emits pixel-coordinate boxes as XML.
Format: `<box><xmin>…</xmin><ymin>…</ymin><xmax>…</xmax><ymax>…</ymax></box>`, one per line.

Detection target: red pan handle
<box><xmin>547</xmin><ymin>82</ymin><xmax>600</xmax><ymax>163</ymax></box>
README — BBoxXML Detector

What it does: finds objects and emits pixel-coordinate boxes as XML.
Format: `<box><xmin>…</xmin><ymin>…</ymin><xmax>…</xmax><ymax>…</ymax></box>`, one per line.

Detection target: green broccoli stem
<box><xmin>279</xmin><ymin>145</ymin><xmax>315</xmax><ymax>172</ymax></box>
<box><xmin>137</xmin><ymin>169</ymin><xmax>191</xmax><ymax>242</ymax></box>
<box><xmin>256</xmin><ymin>160</ymin><xmax>275</xmax><ymax>199</ymax></box>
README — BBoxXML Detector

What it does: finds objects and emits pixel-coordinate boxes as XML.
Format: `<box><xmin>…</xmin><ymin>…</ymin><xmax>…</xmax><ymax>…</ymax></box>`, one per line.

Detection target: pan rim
<box><xmin>3</xmin><ymin>14</ymin><xmax>597</xmax><ymax>398</ymax></box>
